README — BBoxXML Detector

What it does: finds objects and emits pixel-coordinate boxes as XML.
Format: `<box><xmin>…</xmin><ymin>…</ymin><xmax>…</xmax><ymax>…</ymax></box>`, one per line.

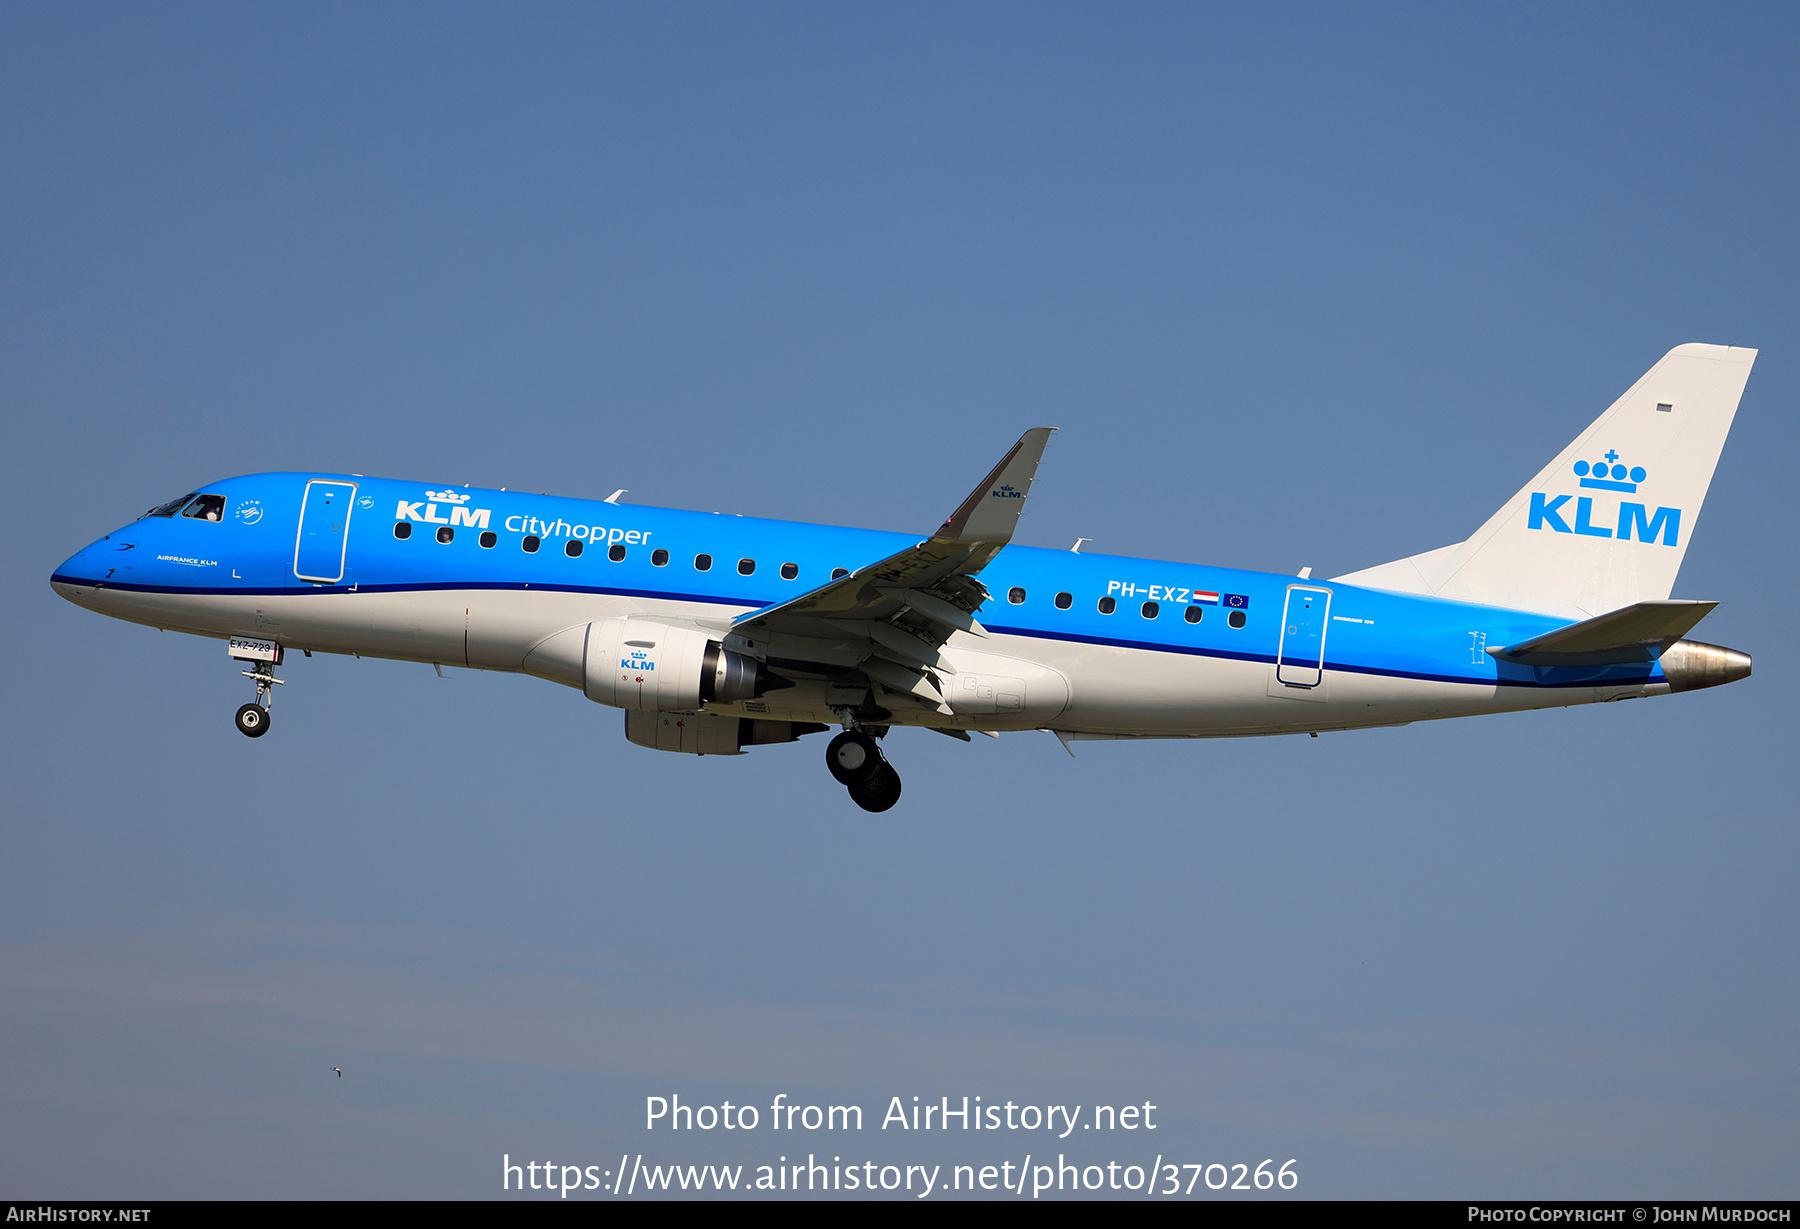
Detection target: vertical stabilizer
<box><xmin>1334</xmin><ymin>344</ymin><xmax>1756</xmax><ymax>619</ymax></box>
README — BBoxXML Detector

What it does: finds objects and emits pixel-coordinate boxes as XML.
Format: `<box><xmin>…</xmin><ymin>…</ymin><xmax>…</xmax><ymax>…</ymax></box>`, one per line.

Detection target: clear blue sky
<box><xmin>3</xmin><ymin>2</ymin><xmax>1795</xmax><ymax>1198</ymax></box>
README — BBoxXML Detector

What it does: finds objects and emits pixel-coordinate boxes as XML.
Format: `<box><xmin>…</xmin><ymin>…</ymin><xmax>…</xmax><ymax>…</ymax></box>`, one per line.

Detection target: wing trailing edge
<box><xmin>728</xmin><ymin>428</ymin><xmax>1056</xmax><ymax>711</ymax></box>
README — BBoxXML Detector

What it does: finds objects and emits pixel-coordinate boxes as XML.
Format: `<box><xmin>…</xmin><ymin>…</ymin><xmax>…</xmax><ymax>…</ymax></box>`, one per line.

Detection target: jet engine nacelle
<box><xmin>625</xmin><ymin>710</ymin><xmax>828</xmax><ymax>755</ymax></box>
<box><xmin>582</xmin><ymin>617</ymin><xmax>763</xmax><ymax>711</ymax></box>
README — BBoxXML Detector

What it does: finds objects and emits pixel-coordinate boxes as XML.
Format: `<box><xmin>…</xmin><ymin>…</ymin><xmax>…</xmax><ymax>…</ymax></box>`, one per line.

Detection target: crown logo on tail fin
<box><xmin>1574</xmin><ymin>451</ymin><xmax>1647</xmax><ymax>493</ymax></box>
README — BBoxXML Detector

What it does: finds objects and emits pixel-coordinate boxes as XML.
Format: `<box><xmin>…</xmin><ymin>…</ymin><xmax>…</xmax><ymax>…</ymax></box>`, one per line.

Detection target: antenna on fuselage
<box><xmin>604</xmin><ymin>490</ymin><xmax>627</xmax><ymax>504</ymax></box>
<box><xmin>1070</xmin><ymin>538</ymin><xmax>1090</xmax><ymax>553</ymax></box>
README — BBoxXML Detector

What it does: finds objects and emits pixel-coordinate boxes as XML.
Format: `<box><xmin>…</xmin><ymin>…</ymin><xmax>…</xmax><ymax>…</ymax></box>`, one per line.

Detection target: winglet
<box><xmin>935</xmin><ymin>427</ymin><xmax>1056</xmax><ymax>545</ymax></box>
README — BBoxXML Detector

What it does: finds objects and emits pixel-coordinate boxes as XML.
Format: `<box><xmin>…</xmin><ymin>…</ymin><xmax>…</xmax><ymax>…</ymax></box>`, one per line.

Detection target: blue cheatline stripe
<box><xmin>51</xmin><ymin>574</ymin><xmax>1638</xmax><ymax>692</ymax></box>
<box><xmin>51</xmin><ymin>573</ymin><xmax>762</xmax><ymax>608</ymax></box>
<box><xmin>980</xmin><ymin>623</ymin><xmax>1610</xmax><ymax>690</ymax></box>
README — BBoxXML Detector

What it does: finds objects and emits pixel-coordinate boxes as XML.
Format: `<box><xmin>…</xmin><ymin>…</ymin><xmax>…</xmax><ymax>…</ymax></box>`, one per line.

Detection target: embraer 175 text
<box><xmin>53</xmin><ymin>344</ymin><xmax>1755</xmax><ymax>811</ymax></box>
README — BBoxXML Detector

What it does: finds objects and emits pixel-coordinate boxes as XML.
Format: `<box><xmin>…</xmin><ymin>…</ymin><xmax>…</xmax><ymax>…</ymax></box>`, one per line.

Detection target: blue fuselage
<box><xmin>52</xmin><ymin>471</ymin><xmax>1667</xmax><ymax>712</ymax></box>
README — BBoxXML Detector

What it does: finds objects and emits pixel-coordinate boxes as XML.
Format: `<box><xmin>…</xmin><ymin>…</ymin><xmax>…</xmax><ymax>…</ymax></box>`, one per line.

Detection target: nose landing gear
<box><xmin>826</xmin><ymin>721</ymin><xmax>902</xmax><ymax>812</ymax></box>
<box><xmin>231</xmin><ymin>642</ymin><xmax>283</xmax><ymax>738</ymax></box>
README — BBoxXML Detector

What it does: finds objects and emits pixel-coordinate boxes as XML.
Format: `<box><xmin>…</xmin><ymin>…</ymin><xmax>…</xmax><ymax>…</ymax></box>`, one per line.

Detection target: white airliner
<box><xmin>53</xmin><ymin>344</ymin><xmax>1754</xmax><ymax>810</ymax></box>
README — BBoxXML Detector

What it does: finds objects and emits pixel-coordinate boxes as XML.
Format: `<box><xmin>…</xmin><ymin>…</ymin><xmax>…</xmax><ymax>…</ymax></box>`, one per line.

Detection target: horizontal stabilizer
<box><xmin>1487</xmin><ymin>600</ymin><xmax>1717</xmax><ymax>666</ymax></box>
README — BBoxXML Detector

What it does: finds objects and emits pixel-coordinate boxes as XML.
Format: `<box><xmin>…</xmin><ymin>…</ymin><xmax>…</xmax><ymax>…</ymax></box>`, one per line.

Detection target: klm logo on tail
<box><xmin>1528</xmin><ymin>450</ymin><xmax>1681</xmax><ymax>546</ymax></box>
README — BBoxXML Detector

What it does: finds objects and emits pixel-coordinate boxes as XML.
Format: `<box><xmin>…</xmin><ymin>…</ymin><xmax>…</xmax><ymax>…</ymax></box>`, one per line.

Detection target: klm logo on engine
<box><xmin>622</xmin><ymin>647</ymin><xmax>655</xmax><ymax>673</ymax></box>
<box><xmin>395</xmin><ymin>488</ymin><xmax>491</xmax><ymax>530</ymax></box>
<box><xmin>1528</xmin><ymin>450</ymin><xmax>1680</xmax><ymax>546</ymax></box>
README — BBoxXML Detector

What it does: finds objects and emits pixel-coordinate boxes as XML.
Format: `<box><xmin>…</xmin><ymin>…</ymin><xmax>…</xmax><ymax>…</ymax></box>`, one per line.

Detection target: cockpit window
<box><xmin>181</xmin><ymin>494</ymin><xmax>226</xmax><ymax>522</ymax></box>
<box><xmin>145</xmin><ymin>494</ymin><xmax>198</xmax><ymax>518</ymax></box>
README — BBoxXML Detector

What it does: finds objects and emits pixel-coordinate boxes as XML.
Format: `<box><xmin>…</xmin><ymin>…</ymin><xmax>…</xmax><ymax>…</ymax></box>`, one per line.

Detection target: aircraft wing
<box><xmin>727</xmin><ymin>428</ymin><xmax>1055</xmax><ymax>710</ymax></box>
<box><xmin>1486</xmin><ymin>599</ymin><xmax>1718</xmax><ymax>666</ymax></box>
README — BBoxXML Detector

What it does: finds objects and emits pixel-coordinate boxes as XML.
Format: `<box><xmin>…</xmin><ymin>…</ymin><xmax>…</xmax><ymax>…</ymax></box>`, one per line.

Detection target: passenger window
<box><xmin>1142</xmin><ymin>601</ymin><xmax>1159</xmax><ymax>619</ymax></box>
<box><xmin>1054</xmin><ymin>592</ymin><xmax>1072</xmax><ymax>610</ymax></box>
<box><xmin>523</xmin><ymin>535</ymin><xmax>540</xmax><ymax>553</ymax></box>
<box><xmin>1008</xmin><ymin>587</ymin><xmax>1026</xmax><ymax>604</ymax></box>
<box><xmin>1098</xmin><ymin>596</ymin><xmax>1116</xmax><ymax>614</ymax></box>
<box><xmin>182</xmin><ymin>494</ymin><xmax>226</xmax><ymax>521</ymax></box>
<box><xmin>694</xmin><ymin>553</ymin><xmax>713</xmax><ymax>571</ymax></box>
<box><xmin>832</xmin><ymin>568</ymin><xmax>849</xmax><ymax>580</ymax></box>
<box><xmin>738</xmin><ymin>558</ymin><xmax>755</xmax><ymax>576</ymax></box>
<box><xmin>393</xmin><ymin>522</ymin><xmax>412</xmax><ymax>540</ymax></box>
<box><xmin>1228</xmin><ymin>610</ymin><xmax>1247</xmax><ymax>629</ymax></box>
<box><xmin>780</xmin><ymin>562</ymin><xmax>798</xmax><ymax>580</ymax></box>
<box><xmin>145</xmin><ymin>494</ymin><xmax>198</xmax><ymax>518</ymax></box>
<box><xmin>565</xmin><ymin>539</ymin><xmax>583</xmax><ymax>558</ymax></box>
<box><xmin>652</xmin><ymin>549</ymin><xmax>669</xmax><ymax>567</ymax></box>
<box><xmin>437</xmin><ymin>526</ymin><xmax>454</xmax><ymax>544</ymax></box>
<box><xmin>479</xmin><ymin>531</ymin><xmax>496</xmax><ymax>548</ymax></box>
<box><xmin>1184</xmin><ymin>605</ymin><xmax>1202</xmax><ymax>624</ymax></box>
<box><xmin>609</xmin><ymin>543</ymin><xmax>626</xmax><ymax>562</ymax></box>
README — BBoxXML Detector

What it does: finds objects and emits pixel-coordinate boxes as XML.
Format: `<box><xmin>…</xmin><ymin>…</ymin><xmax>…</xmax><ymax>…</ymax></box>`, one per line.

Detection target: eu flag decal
<box><xmin>1224</xmin><ymin>593</ymin><xmax>1249</xmax><ymax>609</ymax></box>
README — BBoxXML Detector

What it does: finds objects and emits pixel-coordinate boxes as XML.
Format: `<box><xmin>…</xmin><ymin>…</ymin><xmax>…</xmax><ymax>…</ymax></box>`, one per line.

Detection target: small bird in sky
<box><xmin>333</xmin><ymin>1067</ymin><xmax>342</xmax><ymax>1077</ymax></box>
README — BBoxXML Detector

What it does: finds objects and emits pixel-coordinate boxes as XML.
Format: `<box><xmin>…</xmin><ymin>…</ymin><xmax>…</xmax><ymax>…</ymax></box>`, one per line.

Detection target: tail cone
<box><xmin>1660</xmin><ymin>639</ymin><xmax>1752</xmax><ymax>693</ymax></box>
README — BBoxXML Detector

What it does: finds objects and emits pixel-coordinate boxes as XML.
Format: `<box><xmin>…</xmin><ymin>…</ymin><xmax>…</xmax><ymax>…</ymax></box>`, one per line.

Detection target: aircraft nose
<box><xmin>1660</xmin><ymin>639</ymin><xmax>1752</xmax><ymax>693</ymax></box>
<box><xmin>50</xmin><ymin>536</ymin><xmax>116</xmax><ymax>603</ymax></box>
<box><xmin>53</xmin><ymin>541</ymin><xmax>99</xmax><ymax>581</ymax></box>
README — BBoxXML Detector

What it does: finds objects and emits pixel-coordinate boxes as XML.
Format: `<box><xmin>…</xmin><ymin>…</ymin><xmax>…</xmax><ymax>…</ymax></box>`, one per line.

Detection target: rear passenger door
<box><xmin>1276</xmin><ymin>585</ymin><xmax>1331</xmax><ymax>688</ymax></box>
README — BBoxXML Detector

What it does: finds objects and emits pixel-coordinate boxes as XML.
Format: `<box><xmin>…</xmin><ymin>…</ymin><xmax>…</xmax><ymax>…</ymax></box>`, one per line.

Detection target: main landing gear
<box><xmin>233</xmin><ymin>652</ymin><xmax>283</xmax><ymax>738</ymax></box>
<box><xmin>826</xmin><ymin>724</ymin><xmax>902</xmax><ymax>812</ymax></box>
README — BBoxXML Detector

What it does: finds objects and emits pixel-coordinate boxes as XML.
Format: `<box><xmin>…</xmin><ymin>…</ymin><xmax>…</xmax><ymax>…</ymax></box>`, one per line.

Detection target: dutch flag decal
<box><xmin>1194</xmin><ymin>590</ymin><xmax>1220</xmax><ymax>605</ymax></box>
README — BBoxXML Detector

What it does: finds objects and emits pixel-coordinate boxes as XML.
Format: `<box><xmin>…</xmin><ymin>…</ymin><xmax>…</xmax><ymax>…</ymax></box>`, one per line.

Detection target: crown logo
<box><xmin>424</xmin><ymin>488</ymin><xmax>471</xmax><ymax>504</ymax></box>
<box><xmin>991</xmin><ymin>483</ymin><xmax>1022</xmax><ymax>499</ymax></box>
<box><xmin>1573</xmin><ymin>450</ymin><xmax>1646</xmax><ymax>494</ymax></box>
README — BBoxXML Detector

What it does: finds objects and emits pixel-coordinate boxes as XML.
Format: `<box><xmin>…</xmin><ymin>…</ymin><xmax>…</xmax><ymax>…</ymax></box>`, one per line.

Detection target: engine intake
<box><xmin>583</xmin><ymin>617</ymin><xmax>785</xmax><ymax>711</ymax></box>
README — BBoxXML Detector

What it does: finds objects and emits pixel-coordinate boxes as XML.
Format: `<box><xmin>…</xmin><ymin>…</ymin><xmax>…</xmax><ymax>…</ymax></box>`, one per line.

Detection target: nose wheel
<box><xmin>826</xmin><ymin>727</ymin><xmax>903</xmax><ymax>811</ymax></box>
<box><xmin>235</xmin><ymin>703</ymin><xmax>271</xmax><ymax>737</ymax></box>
